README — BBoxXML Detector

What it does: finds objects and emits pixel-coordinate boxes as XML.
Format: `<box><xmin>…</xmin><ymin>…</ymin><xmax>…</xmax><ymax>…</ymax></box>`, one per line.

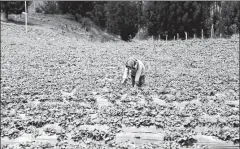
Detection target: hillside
<box><xmin>4</xmin><ymin>11</ymin><xmax>119</xmax><ymax>43</ymax></box>
<box><xmin>1</xmin><ymin>13</ymin><xmax>239</xmax><ymax>149</ymax></box>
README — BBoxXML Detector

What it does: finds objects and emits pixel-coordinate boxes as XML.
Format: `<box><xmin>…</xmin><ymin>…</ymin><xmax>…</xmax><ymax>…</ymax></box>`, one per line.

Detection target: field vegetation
<box><xmin>1</xmin><ymin>12</ymin><xmax>239</xmax><ymax>149</ymax></box>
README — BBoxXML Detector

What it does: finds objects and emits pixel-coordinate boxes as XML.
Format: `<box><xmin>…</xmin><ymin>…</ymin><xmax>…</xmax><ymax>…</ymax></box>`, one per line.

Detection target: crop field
<box><xmin>1</xmin><ymin>14</ymin><xmax>239</xmax><ymax>149</ymax></box>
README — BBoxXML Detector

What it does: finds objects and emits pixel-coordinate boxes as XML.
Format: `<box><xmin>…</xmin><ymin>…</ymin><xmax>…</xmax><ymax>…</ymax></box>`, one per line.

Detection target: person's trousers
<box><xmin>131</xmin><ymin>75</ymin><xmax>145</xmax><ymax>87</ymax></box>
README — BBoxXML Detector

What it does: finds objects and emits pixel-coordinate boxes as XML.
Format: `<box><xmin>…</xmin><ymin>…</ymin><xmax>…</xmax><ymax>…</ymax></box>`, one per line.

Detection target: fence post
<box><xmin>174</xmin><ymin>36</ymin><xmax>175</xmax><ymax>40</ymax></box>
<box><xmin>166</xmin><ymin>35</ymin><xmax>168</xmax><ymax>41</ymax></box>
<box><xmin>34</xmin><ymin>1</ymin><xmax>36</xmax><ymax>12</ymax></box>
<box><xmin>211</xmin><ymin>24</ymin><xmax>214</xmax><ymax>38</ymax></box>
<box><xmin>177</xmin><ymin>33</ymin><xmax>179</xmax><ymax>40</ymax></box>
<box><xmin>153</xmin><ymin>35</ymin><xmax>157</xmax><ymax>88</ymax></box>
<box><xmin>194</xmin><ymin>34</ymin><xmax>196</xmax><ymax>39</ymax></box>
<box><xmin>185</xmin><ymin>32</ymin><xmax>187</xmax><ymax>40</ymax></box>
<box><xmin>25</xmin><ymin>1</ymin><xmax>27</xmax><ymax>33</ymax></box>
<box><xmin>220</xmin><ymin>33</ymin><xmax>222</xmax><ymax>38</ymax></box>
<box><xmin>201</xmin><ymin>29</ymin><xmax>203</xmax><ymax>40</ymax></box>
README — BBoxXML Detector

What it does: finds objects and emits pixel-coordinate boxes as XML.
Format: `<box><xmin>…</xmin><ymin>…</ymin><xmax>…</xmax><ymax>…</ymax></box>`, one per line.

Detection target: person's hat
<box><xmin>126</xmin><ymin>58</ymin><xmax>137</xmax><ymax>68</ymax></box>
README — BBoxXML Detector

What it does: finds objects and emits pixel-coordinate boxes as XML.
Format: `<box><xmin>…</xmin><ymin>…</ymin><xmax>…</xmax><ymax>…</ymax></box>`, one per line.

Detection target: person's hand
<box><xmin>132</xmin><ymin>84</ymin><xmax>138</xmax><ymax>91</ymax></box>
<box><xmin>130</xmin><ymin>85</ymin><xmax>138</xmax><ymax>95</ymax></box>
<box><xmin>121</xmin><ymin>80</ymin><xmax>126</xmax><ymax>86</ymax></box>
<box><xmin>135</xmin><ymin>81</ymin><xmax>139</xmax><ymax>87</ymax></box>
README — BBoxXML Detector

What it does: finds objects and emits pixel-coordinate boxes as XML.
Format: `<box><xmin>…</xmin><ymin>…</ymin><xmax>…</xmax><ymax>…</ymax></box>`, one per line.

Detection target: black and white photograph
<box><xmin>1</xmin><ymin>1</ymin><xmax>239</xmax><ymax>148</ymax></box>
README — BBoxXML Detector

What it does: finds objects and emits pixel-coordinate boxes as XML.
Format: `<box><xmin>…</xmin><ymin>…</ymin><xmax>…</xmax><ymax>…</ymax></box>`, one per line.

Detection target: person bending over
<box><xmin>121</xmin><ymin>57</ymin><xmax>146</xmax><ymax>87</ymax></box>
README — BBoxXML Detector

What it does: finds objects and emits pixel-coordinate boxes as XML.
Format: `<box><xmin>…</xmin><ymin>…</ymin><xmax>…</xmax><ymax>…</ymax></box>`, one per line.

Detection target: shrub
<box><xmin>35</xmin><ymin>7</ymin><xmax>43</xmax><ymax>13</ymax></box>
<box><xmin>135</xmin><ymin>28</ymin><xmax>149</xmax><ymax>40</ymax></box>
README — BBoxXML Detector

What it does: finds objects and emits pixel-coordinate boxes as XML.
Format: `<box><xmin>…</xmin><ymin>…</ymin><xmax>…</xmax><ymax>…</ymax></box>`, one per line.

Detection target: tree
<box><xmin>57</xmin><ymin>1</ymin><xmax>94</xmax><ymax>21</ymax></box>
<box><xmin>220</xmin><ymin>1</ymin><xmax>240</xmax><ymax>36</ymax></box>
<box><xmin>40</xmin><ymin>1</ymin><xmax>239</xmax><ymax>40</ymax></box>
<box><xmin>143</xmin><ymin>1</ymin><xmax>162</xmax><ymax>38</ymax></box>
<box><xmin>92</xmin><ymin>2</ymin><xmax>107</xmax><ymax>29</ymax></box>
<box><xmin>1</xmin><ymin>1</ymin><xmax>31</xmax><ymax>22</ymax></box>
<box><xmin>39</xmin><ymin>1</ymin><xmax>59</xmax><ymax>14</ymax></box>
<box><xmin>105</xmin><ymin>2</ymin><xmax>139</xmax><ymax>41</ymax></box>
<box><xmin>143</xmin><ymin>1</ymin><xmax>215</xmax><ymax>39</ymax></box>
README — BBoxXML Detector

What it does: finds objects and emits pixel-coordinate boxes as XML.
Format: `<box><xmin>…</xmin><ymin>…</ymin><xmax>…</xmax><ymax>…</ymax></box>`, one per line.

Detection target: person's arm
<box><xmin>121</xmin><ymin>67</ymin><xmax>129</xmax><ymax>84</ymax></box>
<box><xmin>134</xmin><ymin>65</ymin><xmax>142</xmax><ymax>86</ymax></box>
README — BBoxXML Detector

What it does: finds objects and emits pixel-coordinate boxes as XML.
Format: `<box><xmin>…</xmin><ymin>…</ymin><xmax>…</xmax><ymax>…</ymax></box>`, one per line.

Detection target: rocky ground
<box><xmin>1</xmin><ymin>13</ymin><xmax>239</xmax><ymax>149</ymax></box>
